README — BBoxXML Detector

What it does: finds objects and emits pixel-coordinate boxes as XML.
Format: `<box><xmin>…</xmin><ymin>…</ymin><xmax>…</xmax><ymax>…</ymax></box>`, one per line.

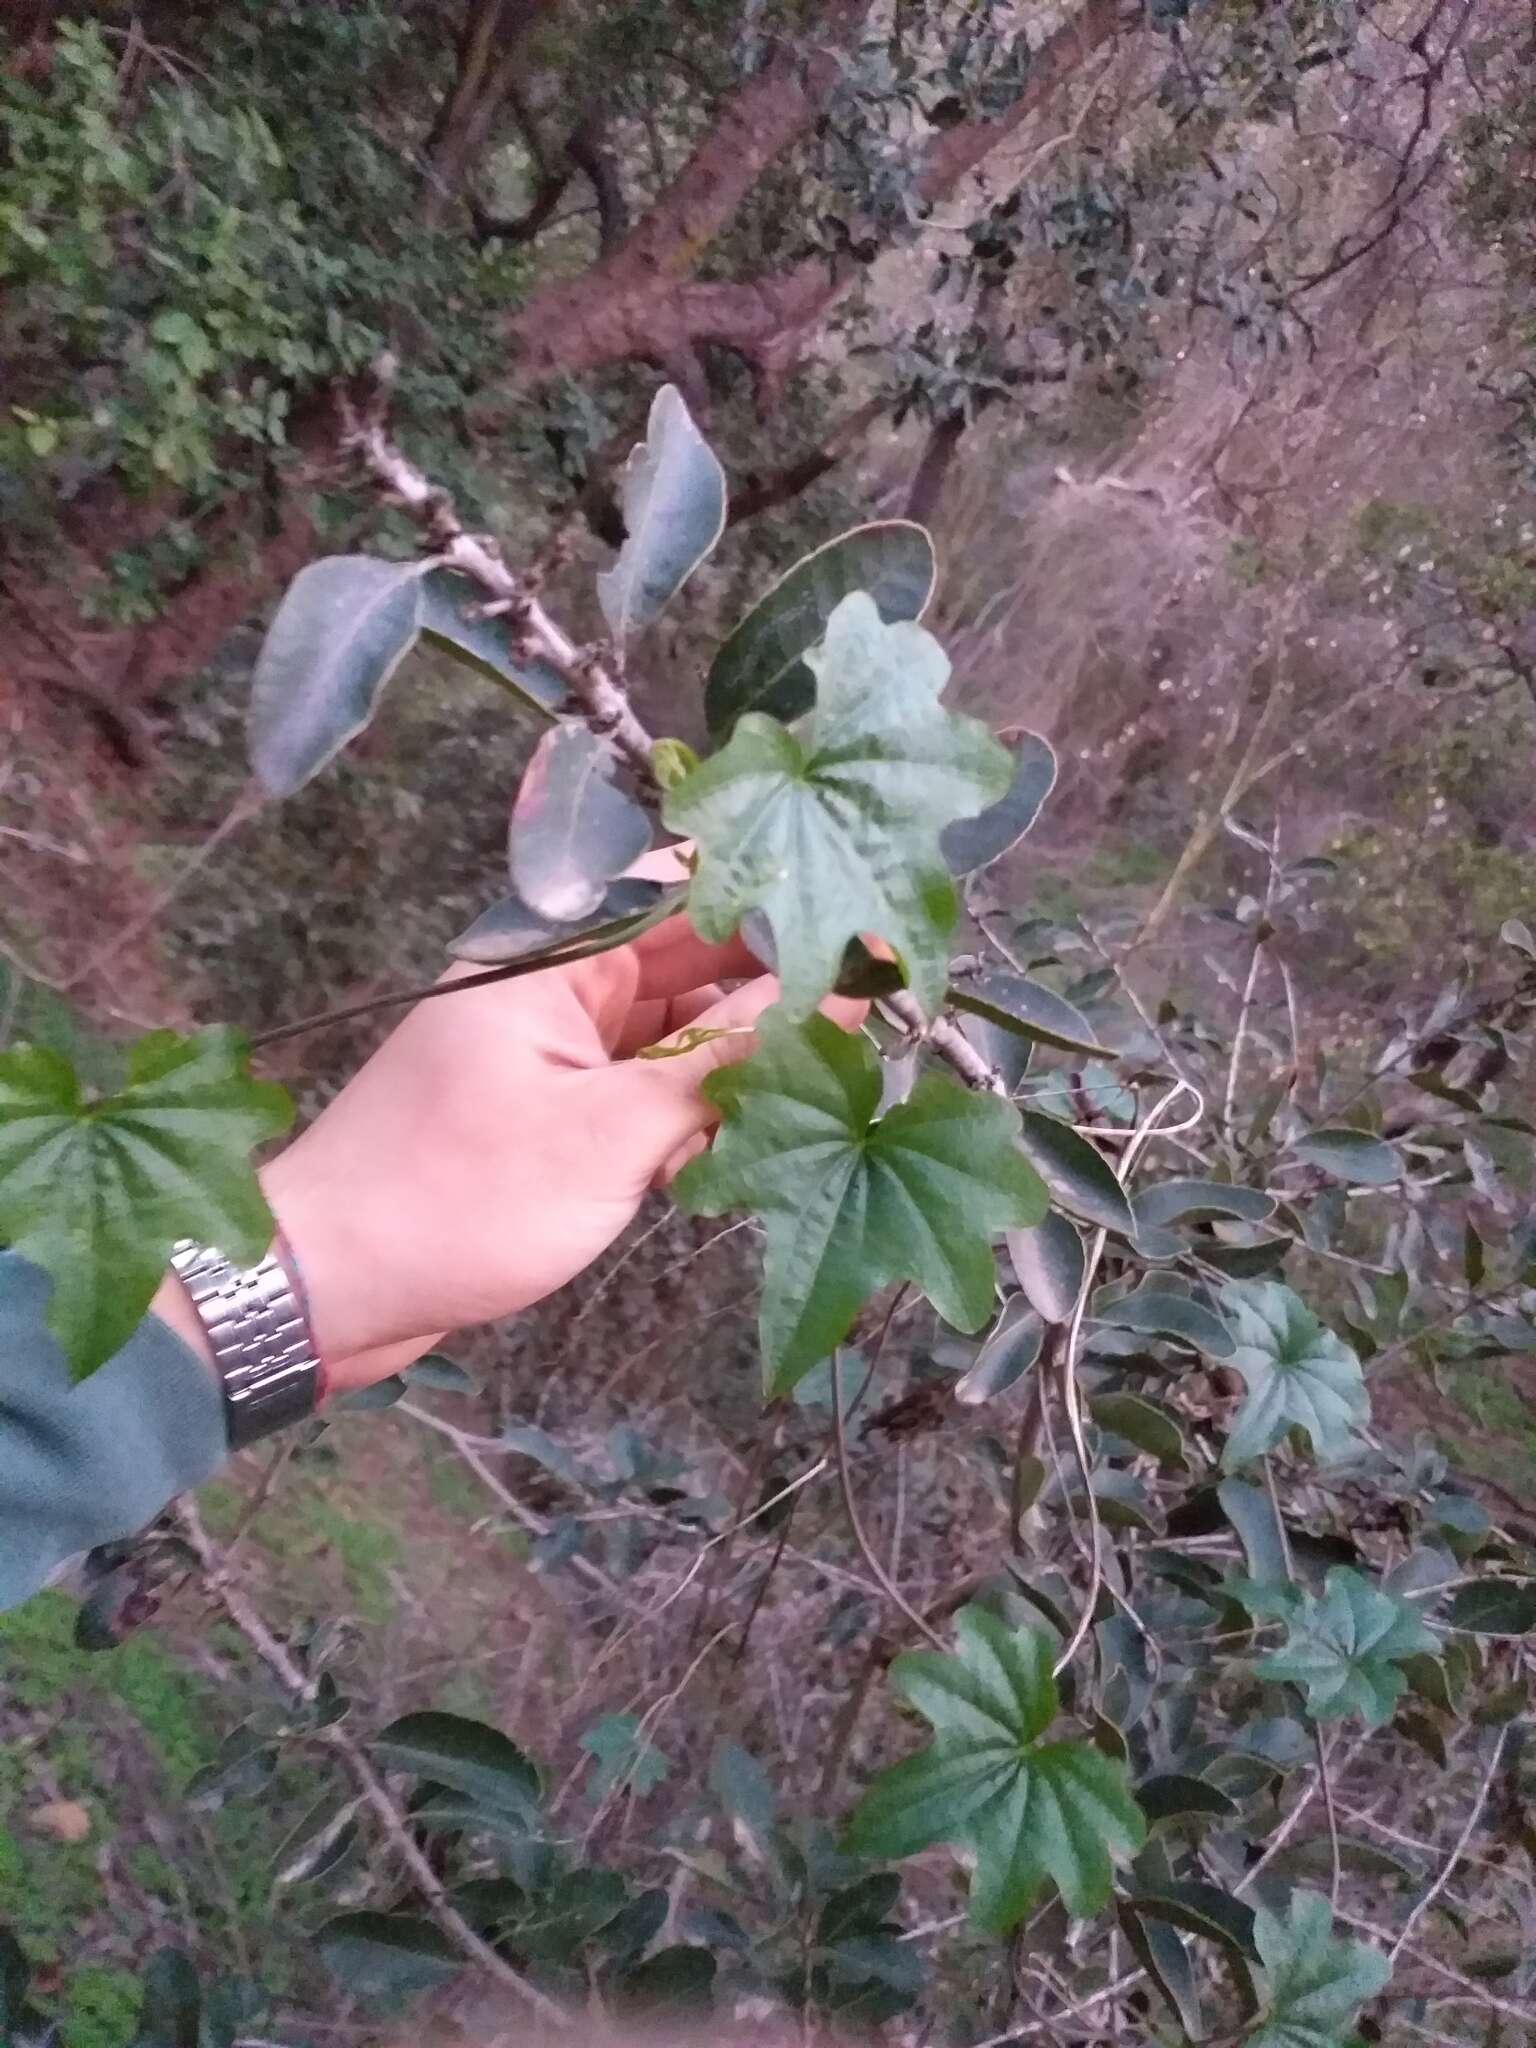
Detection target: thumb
<box><xmin>586</xmin><ymin>978</ymin><xmax>869</xmax><ymax>1186</ymax></box>
<box><xmin>585</xmin><ymin>975</ymin><xmax>782</xmax><ymax>1184</ymax></box>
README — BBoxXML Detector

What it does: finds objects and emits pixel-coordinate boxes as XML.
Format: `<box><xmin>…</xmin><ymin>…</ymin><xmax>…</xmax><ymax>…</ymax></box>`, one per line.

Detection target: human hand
<box><xmin>159</xmin><ymin>915</ymin><xmax>856</xmax><ymax>1396</ymax></box>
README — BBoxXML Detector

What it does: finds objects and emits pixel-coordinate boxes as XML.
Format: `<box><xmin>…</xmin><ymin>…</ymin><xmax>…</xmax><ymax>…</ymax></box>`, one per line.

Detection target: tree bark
<box><xmin>421</xmin><ymin>0</ymin><xmax>564</xmax><ymax>228</ymax></box>
<box><xmin>502</xmin><ymin>0</ymin><xmax>871</xmax><ymax>387</ymax></box>
<box><xmin>904</xmin><ymin>411</ymin><xmax>966</xmax><ymax>524</ymax></box>
<box><xmin>501</xmin><ymin>0</ymin><xmax>1125</xmax><ymax>398</ymax></box>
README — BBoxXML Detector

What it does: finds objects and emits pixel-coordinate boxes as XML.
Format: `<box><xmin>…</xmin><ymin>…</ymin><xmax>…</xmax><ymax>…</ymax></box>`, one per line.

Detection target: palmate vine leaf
<box><xmin>843</xmin><ymin>1606</ymin><xmax>1145</xmax><ymax>1929</ymax></box>
<box><xmin>0</xmin><ymin>1029</ymin><xmax>291</xmax><ymax>1379</ymax></box>
<box><xmin>248</xmin><ymin>555</ymin><xmax>427</xmax><ymax>796</ymax></box>
<box><xmin>704</xmin><ymin>519</ymin><xmax>935</xmax><ymax>737</ymax></box>
<box><xmin>1247</xmin><ymin>1891</ymin><xmax>1390</xmax><ymax>2048</ymax></box>
<box><xmin>597</xmin><ymin>384</ymin><xmax>726</xmax><ymax>641</ymax></box>
<box><xmin>667</xmin><ymin>592</ymin><xmax>1011</xmax><ymax>1018</ymax></box>
<box><xmin>673</xmin><ymin>1012</ymin><xmax>1046</xmax><ymax>1394</ymax></box>
<box><xmin>1221</xmin><ymin>1281</ymin><xmax>1369</xmax><ymax>1470</ymax></box>
<box><xmin>1257</xmin><ymin>1568</ymin><xmax>1438</xmax><ymax>1726</ymax></box>
<box><xmin>508</xmin><ymin>722</ymin><xmax>653</xmax><ymax>922</ymax></box>
<box><xmin>581</xmin><ymin>1711</ymin><xmax>670</xmax><ymax>1799</ymax></box>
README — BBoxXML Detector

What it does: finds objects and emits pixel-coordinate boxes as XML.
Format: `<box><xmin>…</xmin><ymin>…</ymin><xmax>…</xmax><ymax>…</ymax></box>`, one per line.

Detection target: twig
<box><xmin>396</xmin><ymin>1397</ymin><xmax>624</xmax><ymax>1601</ymax></box>
<box><xmin>578</xmin><ymin>1456</ymin><xmax>831</xmax><ymax>1697</ymax></box>
<box><xmin>1051</xmin><ymin>1219</ymin><xmax>1109</xmax><ymax>1675</ymax></box>
<box><xmin>1315</xmin><ymin>1725</ymin><xmax>1342</xmax><ymax>1912</ymax></box>
<box><xmin>1052</xmin><ymin>1081</ymin><xmax>1204</xmax><ymax>1677</ymax></box>
<box><xmin>247</xmin><ymin>923</ymin><xmax>650</xmax><ymax>1053</ymax></box>
<box><xmin>1235</xmin><ymin>1734</ymin><xmax>1370</xmax><ymax>1897</ymax></box>
<box><xmin>832</xmin><ymin>1292</ymin><xmax>944</xmax><ymax>1649</ymax></box>
<box><xmin>1389</xmin><ymin>1726</ymin><xmax>1509</xmax><ymax>1964</ymax></box>
<box><xmin>1335</xmin><ymin>1800</ymin><xmax>1507</xmax><ymax>1879</ymax></box>
<box><xmin>172</xmin><ymin>1499</ymin><xmax>569</xmax><ymax>2026</ymax></box>
<box><xmin>222</xmin><ymin>1440</ymin><xmax>295</xmax><ymax>1563</ymax></box>
<box><xmin>1222</xmin><ymin>821</ymin><xmax>1282</xmax><ymax>1130</ymax></box>
<box><xmin>340</xmin><ymin>358</ymin><xmax>656</xmax><ymax>783</ymax></box>
<box><xmin>815</xmin><ymin>1569</ymin><xmax>991</xmax><ymax>1807</ymax></box>
<box><xmin>567</xmin><ymin>1217</ymin><xmax>750</xmax><ymax>1338</ymax></box>
<box><xmin>1335</xmin><ymin>1908</ymin><xmax>1536</xmax><ymax>2025</ymax></box>
<box><xmin>883</xmin><ymin>987</ymin><xmax>1004</xmax><ymax>1090</ymax></box>
<box><xmin>970</xmin><ymin>1969</ymin><xmax>1147</xmax><ymax>2046</ymax></box>
<box><xmin>731</xmin><ymin>1497</ymin><xmax>796</xmax><ymax>1666</ymax></box>
<box><xmin>65</xmin><ymin>788</ymin><xmax>259</xmax><ymax>990</ymax></box>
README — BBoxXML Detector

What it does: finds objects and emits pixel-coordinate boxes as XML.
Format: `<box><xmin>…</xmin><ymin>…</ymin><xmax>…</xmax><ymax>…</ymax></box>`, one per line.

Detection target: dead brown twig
<box><xmin>172</xmin><ymin>1496</ymin><xmax>571</xmax><ymax>2027</ymax></box>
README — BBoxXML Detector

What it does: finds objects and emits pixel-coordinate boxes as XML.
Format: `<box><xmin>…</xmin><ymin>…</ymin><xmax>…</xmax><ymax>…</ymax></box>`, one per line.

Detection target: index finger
<box><xmin>630</xmin><ymin>913</ymin><xmax>759</xmax><ymax>1000</ymax></box>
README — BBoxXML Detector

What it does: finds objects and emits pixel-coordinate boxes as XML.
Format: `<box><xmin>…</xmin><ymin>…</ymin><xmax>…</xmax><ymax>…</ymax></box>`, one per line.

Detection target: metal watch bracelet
<box><xmin>169</xmin><ymin>1239</ymin><xmax>322</xmax><ymax>1451</ymax></box>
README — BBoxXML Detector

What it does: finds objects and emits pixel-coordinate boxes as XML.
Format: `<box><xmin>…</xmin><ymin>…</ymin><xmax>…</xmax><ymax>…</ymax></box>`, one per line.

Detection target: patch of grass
<box><xmin>1442</xmin><ymin>1364</ymin><xmax>1536</xmax><ymax>1495</ymax></box>
<box><xmin>293</xmin><ymin>1495</ymin><xmax>403</xmax><ymax>1624</ymax></box>
<box><xmin>1082</xmin><ymin>839</ymin><xmax>1168</xmax><ymax>890</ymax></box>
<box><xmin>427</xmin><ymin>1452</ymin><xmax>488</xmax><ymax>1520</ymax></box>
<box><xmin>60</xmin><ymin>1966</ymin><xmax>141</xmax><ymax>2048</ymax></box>
<box><xmin>0</xmin><ymin>1591</ymin><xmax>217</xmax><ymax>1788</ymax></box>
<box><xmin>195</xmin><ymin>1478</ymin><xmax>246</xmax><ymax>1540</ymax></box>
<box><xmin>0</xmin><ymin>1812</ymin><xmax>104</xmax><ymax>1963</ymax></box>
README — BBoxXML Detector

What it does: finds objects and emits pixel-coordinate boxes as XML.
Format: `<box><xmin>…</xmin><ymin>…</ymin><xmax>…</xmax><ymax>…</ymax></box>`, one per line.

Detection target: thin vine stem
<box><xmin>832</xmin><ymin>1290</ymin><xmax>945</xmax><ymax>1649</ymax></box>
<box><xmin>1389</xmin><ymin>1725</ymin><xmax>1509</xmax><ymax>1964</ymax></box>
<box><xmin>1052</xmin><ymin>1078</ymin><xmax>1204</xmax><ymax>1677</ymax></box>
<box><xmin>1260</xmin><ymin>1452</ymin><xmax>1341</xmax><ymax>1908</ymax></box>
<box><xmin>247</xmin><ymin>927</ymin><xmax>641</xmax><ymax>1051</ymax></box>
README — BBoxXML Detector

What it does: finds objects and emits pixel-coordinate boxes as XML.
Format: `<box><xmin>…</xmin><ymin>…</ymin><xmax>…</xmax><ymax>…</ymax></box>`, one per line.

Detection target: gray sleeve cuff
<box><xmin>0</xmin><ymin>1251</ymin><xmax>227</xmax><ymax>1611</ymax></box>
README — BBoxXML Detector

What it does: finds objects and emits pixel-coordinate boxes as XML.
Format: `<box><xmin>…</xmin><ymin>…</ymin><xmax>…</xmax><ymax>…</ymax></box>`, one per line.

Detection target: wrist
<box><xmin>257</xmin><ymin>1152</ymin><xmax>446</xmax><ymax>1392</ymax></box>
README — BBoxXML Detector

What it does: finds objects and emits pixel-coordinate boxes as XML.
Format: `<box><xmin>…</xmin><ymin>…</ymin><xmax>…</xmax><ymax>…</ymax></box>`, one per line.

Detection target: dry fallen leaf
<box><xmin>30</xmin><ymin>1799</ymin><xmax>91</xmax><ymax>1844</ymax></box>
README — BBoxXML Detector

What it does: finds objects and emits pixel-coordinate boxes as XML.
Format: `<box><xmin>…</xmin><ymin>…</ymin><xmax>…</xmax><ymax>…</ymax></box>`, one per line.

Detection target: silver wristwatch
<box><xmin>169</xmin><ymin>1239</ymin><xmax>322</xmax><ymax>1450</ymax></box>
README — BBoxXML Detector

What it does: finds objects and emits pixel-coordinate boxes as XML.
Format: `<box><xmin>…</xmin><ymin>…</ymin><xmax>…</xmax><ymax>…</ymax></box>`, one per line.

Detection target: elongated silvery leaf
<box><xmin>509</xmin><ymin>724</ymin><xmax>653</xmax><ymax>923</ymax></box>
<box><xmin>1008</xmin><ymin>1210</ymin><xmax>1085</xmax><ymax>1323</ymax></box>
<box><xmin>949</xmin><ymin>975</ymin><xmax>1118</xmax><ymax>1060</ymax></box>
<box><xmin>597</xmin><ymin>386</ymin><xmax>727</xmax><ymax>641</ymax></box>
<box><xmin>941</xmin><ymin>732</ymin><xmax>1057</xmax><ymax>875</ymax></box>
<box><xmin>449</xmin><ymin>879</ymin><xmax>668</xmax><ymax>965</ymax></box>
<box><xmin>249</xmin><ymin>556</ymin><xmax>427</xmax><ymax>796</ymax></box>
<box><xmin>418</xmin><ymin>570</ymin><xmax>564</xmax><ymax>718</ymax></box>
<box><xmin>956</xmin><ymin>1295</ymin><xmax>1045</xmax><ymax>1405</ymax></box>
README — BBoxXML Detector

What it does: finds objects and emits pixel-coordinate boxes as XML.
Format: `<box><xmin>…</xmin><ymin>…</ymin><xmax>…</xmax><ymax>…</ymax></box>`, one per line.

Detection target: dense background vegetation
<box><xmin>3</xmin><ymin>1</ymin><xmax>1536</xmax><ymax>2043</ymax></box>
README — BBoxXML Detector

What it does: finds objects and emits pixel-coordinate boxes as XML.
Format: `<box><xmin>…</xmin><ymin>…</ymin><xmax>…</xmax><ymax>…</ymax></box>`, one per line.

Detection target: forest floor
<box><xmin>4</xmin><ymin>622</ymin><xmax>1536</xmax><ymax>2043</ymax></box>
